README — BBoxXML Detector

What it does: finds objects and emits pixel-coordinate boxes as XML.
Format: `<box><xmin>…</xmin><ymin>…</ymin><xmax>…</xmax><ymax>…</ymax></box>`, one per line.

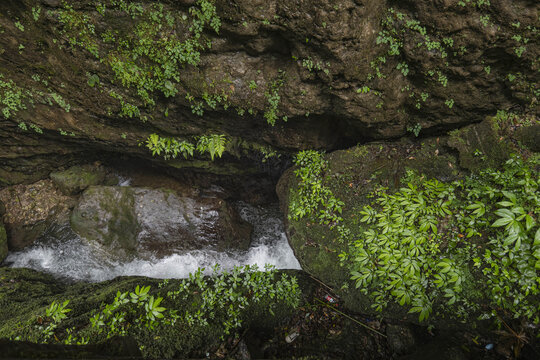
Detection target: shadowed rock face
<box><xmin>70</xmin><ymin>186</ymin><xmax>252</xmax><ymax>259</ymax></box>
<box><xmin>0</xmin><ymin>0</ymin><xmax>537</xmax><ymax>185</ymax></box>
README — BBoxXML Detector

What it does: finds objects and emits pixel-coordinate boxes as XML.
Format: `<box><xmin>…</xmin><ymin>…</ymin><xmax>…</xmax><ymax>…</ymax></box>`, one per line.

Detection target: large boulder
<box><xmin>70</xmin><ymin>186</ymin><xmax>139</xmax><ymax>257</ymax></box>
<box><xmin>277</xmin><ymin>124</ymin><xmax>538</xmax><ymax>327</ymax></box>
<box><xmin>50</xmin><ymin>164</ymin><xmax>107</xmax><ymax>195</ymax></box>
<box><xmin>0</xmin><ymin>180</ymin><xmax>76</xmax><ymax>250</ymax></box>
<box><xmin>70</xmin><ymin>186</ymin><xmax>253</xmax><ymax>259</ymax></box>
<box><xmin>278</xmin><ymin>139</ymin><xmax>460</xmax><ymax>322</ymax></box>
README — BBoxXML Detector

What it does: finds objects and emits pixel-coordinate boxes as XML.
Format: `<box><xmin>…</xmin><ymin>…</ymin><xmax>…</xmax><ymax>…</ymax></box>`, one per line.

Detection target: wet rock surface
<box><xmin>70</xmin><ymin>186</ymin><xmax>252</xmax><ymax>259</ymax></box>
<box><xmin>0</xmin><ymin>180</ymin><xmax>76</xmax><ymax>251</ymax></box>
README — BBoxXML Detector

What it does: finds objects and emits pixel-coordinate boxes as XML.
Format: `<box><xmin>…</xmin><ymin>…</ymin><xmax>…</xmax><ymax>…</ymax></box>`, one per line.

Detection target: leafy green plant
<box><xmin>52</xmin><ymin>0</ymin><xmax>222</xmax><ymax>115</ymax></box>
<box><xmin>58</xmin><ymin>128</ymin><xmax>76</xmax><ymax>137</ymax></box>
<box><xmin>196</xmin><ymin>134</ymin><xmax>227</xmax><ymax>160</ymax></box>
<box><xmin>46</xmin><ymin>300</ymin><xmax>71</xmax><ymax>323</ymax></box>
<box><xmin>32</xmin><ymin>7</ymin><xmax>41</xmax><ymax>22</ymax></box>
<box><xmin>264</xmin><ymin>74</ymin><xmax>285</xmax><ymax>126</ymax></box>
<box><xmin>144</xmin><ymin>296</ymin><xmax>166</xmax><ymax>322</ymax></box>
<box><xmin>166</xmin><ymin>264</ymin><xmax>300</xmax><ymax>338</ymax></box>
<box><xmin>479</xmin><ymin>15</ymin><xmax>490</xmax><ymax>27</ymax></box>
<box><xmin>407</xmin><ymin>123</ymin><xmax>422</xmax><ymax>137</ymax></box>
<box><xmin>145</xmin><ymin>134</ymin><xmax>195</xmax><ymax>160</ymax></box>
<box><xmin>145</xmin><ymin>133</ymin><xmax>226</xmax><ymax>161</ymax></box>
<box><xmin>22</xmin><ymin>265</ymin><xmax>300</xmax><ymax>357</ymax></box>
<box><xmin>289</xmin><ymin>150</ymin><xmax>345</xmax><ymax>226</ymax></box>
<box><xmin>345</xmin><ymin>176</ymin><xmax>461</xmax><ymax>321</ymax></box>
<box><xmin>301</xmin><ymin>57</ymin><xmax>329</xmax><ymax>74</ymax></box>
<box><xmin>37</xmin><ymin>300</ymin><xmax>71</xmax><ymax>340</ymax></box>
<box><xmin>0</xmin><ymin>75</ymin><xmax>27</xmax><ymax>119</ymax></box>
<box><xmin>14</xmin><ymin>21</ymin><xmax>24</xmax><ymax>32</ymax></box>
<box><xmin>397</xmin><ymin>62</ymin><xmax>409</xmax><ymax>76</ymax></box>
<box><xmin>50</xmin><ymin>93</ymin><xmax>71</xmax><ymax>112</ymax></box>
<box><xmin>372</xmin><ymin>8</ymin><xmax>453</xmax><ymax>110</ymax></box>
<box><xmin>29</xmin><ymin>123</ymin><xmax>43</xmax><ymax>134</ymax></box>
<box><xmin>87</xmin><ymin>73</ymin><xmax>100</xmax><ymax>87</ymax></box>
<box><xmin>248</xmin><ymin>80</ymin><xmax>258</xmax><ymax>91</ymax></box>
<box><xmin>259</xmin><ymin>146</ymin><xmax>281</xmax><ymax>163</ymax></box>
<box><xmin>340</xmin><ymin>155</ymin><xmax>539</xmax><ymax>322</ymax></box>
<box><xmin>357</xmin><ymin>86</ymin><xmax>371</xmax><ymax>94</ymax></box>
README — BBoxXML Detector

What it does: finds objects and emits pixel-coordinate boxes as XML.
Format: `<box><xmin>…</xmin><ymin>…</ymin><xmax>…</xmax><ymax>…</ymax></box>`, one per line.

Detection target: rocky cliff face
<box><xmin>0</xmin><ymin>0</ymin><xmax>538</xmax><ymax>185</ymax></box>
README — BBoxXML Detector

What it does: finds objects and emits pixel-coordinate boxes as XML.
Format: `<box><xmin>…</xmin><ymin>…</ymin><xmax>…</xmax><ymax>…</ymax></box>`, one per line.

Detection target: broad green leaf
<box><xmin>502</xmin><ymin>191</ymin><xmax>517</xmax><ymax>204</ymax></box>
<box><xmin>497</xmin><ymin>201</ymin><xmax>514</xmax><ymax>207</ymax></box>
<box><xmin>492</xmin><ymin>217</ymin><xmax>512</xmax><ymax>227</ymax></box>
<box><xmin>494</xmin><ymin>209</ymin><xmax>514</xmax><ymax>219</ymax></box>
<box><xmin>525</xmin><ymin>215</ymin><xmax>534</xmax><ymax>231</ymax></box>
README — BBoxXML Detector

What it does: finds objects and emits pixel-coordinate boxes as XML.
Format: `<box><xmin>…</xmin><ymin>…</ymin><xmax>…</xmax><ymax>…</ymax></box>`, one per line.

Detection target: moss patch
<box><xmin>447</xmin><ymin>117</ymin><xmax>510</xmax><ymax>171</ymax></box>
<box><xmin>50</xmin><ymin>164</ymin><xmax>106</xmax><ymax>195</ymax></box>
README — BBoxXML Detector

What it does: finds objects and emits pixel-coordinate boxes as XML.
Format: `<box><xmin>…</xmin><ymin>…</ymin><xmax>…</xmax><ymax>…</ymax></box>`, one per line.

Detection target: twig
<box><xmin>309</xmin><ymin>275</ymin><xmax>335</xmax><ymax>293</ymax></box>
<box><xmin>315</xmin><ymin>298</ymin><xmax>387</xmax><ymax>338</ymax></box>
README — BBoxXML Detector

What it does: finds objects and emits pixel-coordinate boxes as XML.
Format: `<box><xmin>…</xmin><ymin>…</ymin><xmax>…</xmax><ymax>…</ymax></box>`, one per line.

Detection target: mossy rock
<box><xmin>277</xmin><ymin>141</ymin><xmax>461</xmax><ymax>322</ymax></box>
<box><xmin>276</xmin><ymin>135</ymin><xmax>534</xmax><ymax>327</ymax></box>
<box><xmin>70</xmin><ymin>186</ymin><xmax>139</xmax><ymax>257</ymax></box>
<box><xmin>0</xmin><ymin>268</ymin><xmax>311</xmax><ymax>359</ymax></box>
<box><xmin>50</xmin><ymin>165</ymin><xmax>106</xmax><ymax>196</ymax></box>
<box><xmin>0</xmin><ymin>222</ymin><xmax>7</xmax><ymax>264</ymax></box>
<box><xmin>514</xmin><ymin>124</ymin><xmax>540</xmax><ymax>152</ymax></box>
<box><xmin>447</xmin><ymin>117</ymin><xmax>510</xmax><ymax>171</ymax></box>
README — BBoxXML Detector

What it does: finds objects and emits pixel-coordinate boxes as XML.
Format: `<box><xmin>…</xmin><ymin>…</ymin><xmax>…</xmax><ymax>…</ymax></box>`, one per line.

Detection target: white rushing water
<box><xmin>6</xmin><ymin>202</ymin><xmax>301</xmax><ymax>282</ymax></box>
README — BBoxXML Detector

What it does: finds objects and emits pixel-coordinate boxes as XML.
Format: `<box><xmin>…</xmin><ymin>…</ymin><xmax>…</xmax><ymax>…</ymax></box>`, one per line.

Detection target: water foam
<box><xmin>6</xmin><ymin>202</ymin><xmax>301</xmax><ymax>282</ymax></box>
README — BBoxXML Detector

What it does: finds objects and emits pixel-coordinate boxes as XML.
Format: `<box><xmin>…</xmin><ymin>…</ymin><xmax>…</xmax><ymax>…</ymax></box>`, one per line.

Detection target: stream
<box><xmin>5</xmin><ymin>201</ymin><xmax>300</xmax><ymax>282</ymax></box>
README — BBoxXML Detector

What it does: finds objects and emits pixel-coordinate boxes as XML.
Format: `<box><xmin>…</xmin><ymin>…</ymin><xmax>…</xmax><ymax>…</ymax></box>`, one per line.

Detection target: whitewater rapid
<box><xmin>6</xmin><ymin>202</ymin><xmax>301</xmax><ymax>282</ymax></box>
